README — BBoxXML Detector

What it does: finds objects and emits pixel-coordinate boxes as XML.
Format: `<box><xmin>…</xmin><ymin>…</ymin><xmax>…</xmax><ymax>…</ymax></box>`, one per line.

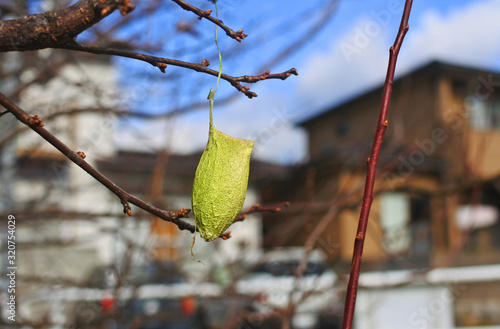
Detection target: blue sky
<box><xmin>116</xmin><ymin>0</ymin><xmax>500</xmax><ymax>165</ymax></box>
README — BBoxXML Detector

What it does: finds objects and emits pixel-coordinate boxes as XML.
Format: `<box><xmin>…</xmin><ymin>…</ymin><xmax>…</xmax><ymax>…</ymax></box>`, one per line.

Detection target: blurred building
<box><xmin>4</xmin><ymin>53</ymin><xmax>500</xmax><ymax>328</ymax></box>
<box><xmin>0</xmin><ymin>51</ymin><xmax>288</xmax><ymax>326</ymax></box>
<box><xmin>261</xmin><ymin>61</ymin><xmax>500</xmax><ymax>328</ymax></box>
<box><xmin>95</xmin><ymin>150</ymin><xmax>288</xmax><ymax>268</ymax></box>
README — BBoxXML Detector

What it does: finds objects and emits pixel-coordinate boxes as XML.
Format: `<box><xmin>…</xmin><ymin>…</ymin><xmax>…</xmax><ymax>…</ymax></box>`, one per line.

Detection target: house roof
<box><xmin>95</xmin><ymin>150</ymin><xmax>290</xmax><ymax>195</ymax></box>
<box><xmin>97</xmin><ymin>150</ymin><xmax>289</xmax><ymax>181</ymax></box>
<box><xmin>297</xmin><ymin>60</ymin><xmax>500</xmax><ymax>127</ymax></box>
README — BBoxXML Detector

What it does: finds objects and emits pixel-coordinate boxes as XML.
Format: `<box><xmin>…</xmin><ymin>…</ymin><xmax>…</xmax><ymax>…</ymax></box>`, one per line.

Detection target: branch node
<box><xmin>123</xmin><ymin>202</ymin><xmax>132</xmax><ymax>216</ymax></box>
<box><xmin>158</xmin><ymin>62</ymin><xmax>167</xmax><ymax>73</ymax></box>
<box><xmin>201</xmin><ymin>9</ymin><xmax>213</xmax><ymax>19</ymax></box>
<box><xmin>101</xmin><ymin>7</ymin><xmax>112</xmax><ymax>16</ymax></box>
<box><xmin>27</xmin><ymin>115</ymin><xmax>44</xmax><ymax>127</ymax></box>
<box><xmin>174</xmin><ymin>207</ymin><xmax>191</xmax><ymax>218</ymax></box>
<box><xmin>234</xmin><ymin>29</ymin><xmax>247</xmax><ymax>42</ymax></box>
<box><xmin>201</xmin><ymin>59</ymin><xmax>210</xmax><ymax>67</ymax></box>
<box><xmin>119</xmin><ymin>0</ymin><xmax>136</xmax><ymax>15</ymax></box>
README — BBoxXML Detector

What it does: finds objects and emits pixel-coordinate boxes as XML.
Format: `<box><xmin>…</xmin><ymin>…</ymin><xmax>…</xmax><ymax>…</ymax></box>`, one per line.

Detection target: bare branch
<box><xmin>216</xmin><ymin>202</ymin><xmax>291</xmax><ymax>240</ymax></box>
<box><xmin>234</xmin><ymin>201</ymin><xmax>290</xmax><ymax>222</ymax></box>
<box><xmin>58</xmin><ymin>42</ymin><xmax>298</xmax><ymax>98</ymax></box>
<box><xmin>171</xmin><ymin>0</ymin><xmax>247</xmax><ymax>42</ymax></box>
<box><xmin>0</xmin><ymin>94</ymin><xmax>292</xmax><ymax>240</ymax></box>
<box><xmin>0</xmin><ymin>0</ymin><xmax>135</xmax><ymax>52</ymax></box>
<box><xmin>255</xmin><ymin>1</ymin><xmax>339</xmax><ymax>73</ymax></box>
<box><xmin>342</xmin><ymin>1</ymin><xmax>414</xmax><ymax>328</ymax></box>
<box><xmin>0</xmin><ymin>92</ymin><xmax>196</xmax><ymax>232</ymax></box>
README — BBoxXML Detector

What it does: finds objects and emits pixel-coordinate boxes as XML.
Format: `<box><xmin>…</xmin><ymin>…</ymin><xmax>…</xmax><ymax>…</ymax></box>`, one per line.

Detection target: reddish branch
<box><xmin>219</xmin><ymin>202</ymin><xmax>289</xmax><ymax>240</ymax></box>
<box><xmin>58</xmin><ymin>42</ymin><xmax>297</xmax><ymax>98</ymax></box>
<box><xmin>171</xmin><ymin>0</ymin><xmax>247</xmax><ymax>42</ymax></box>
<box><xmin>341</xmin><ymin>1</ymin><xmax>413</xmax><ymax>329</ymax></box>
<box><xmin>234</xmin><ymin>201</ymin><xmax>289</xmax><ymax>222</ymax></box>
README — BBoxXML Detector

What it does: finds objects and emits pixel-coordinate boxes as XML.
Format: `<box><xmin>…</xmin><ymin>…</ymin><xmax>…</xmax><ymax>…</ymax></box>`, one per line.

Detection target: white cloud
<box><xmin>297</xmin><ymin>15</ymin><xmax>392</xmax><ymax>112</ymax></box>
<box><xmin>299</xmin><ymin>0</ymin><xmax>500</xmax><ymax>112</ymax></box>
<box><xmin>115</xmin><ymin>90</ymin><xmax>308</xmax><ymax>165</ymax></box>
<box><xmin>119</xmin><ymin>0</ymin><xmax>500</xmax><ymax>165</ymax></box>
<box><xmin>400</xmin><ymin>0</ymin><xmax>500</xmax><ymax>69</ymax></box>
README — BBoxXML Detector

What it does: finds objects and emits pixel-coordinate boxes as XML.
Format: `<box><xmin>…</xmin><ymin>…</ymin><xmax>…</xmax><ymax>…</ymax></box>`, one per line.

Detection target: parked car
<box><xmin>235</xmin><ymin>248</ymin><xmax>339</xmax><ymax>329</ymax></box>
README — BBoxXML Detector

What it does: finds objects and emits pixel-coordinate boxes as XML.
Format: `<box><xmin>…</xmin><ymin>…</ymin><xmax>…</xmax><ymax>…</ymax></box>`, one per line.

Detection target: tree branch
<box><xmin>234</xmin><ymin>201</ymin><xmax>289</xmax><ymax>222</ymax></box>
<box><xmin>216</xmin><ymin>202</ymin><xmax>290</xmax><ymax>240</ymax></box>
<box><xmin>0</xmin><ymin>91</ymin><xmax>195</xmax><ymax>231</ymax></box>
<box><xmin>171</xmin><ymin>0</ymin><xmax>247</xmax><ymax>42</ymax></box>
<box><xmin>0</xmin><ymin>0</ymin><xmax>135</xmax><ymax>52</ymax></box>
<box><xmin>0</xmin><ymin>0</ymin><xmax>297</xmax><ymax>98</ymax></box>
<box><xmin>341</xmin><ymin>1</ymin><xmax>413</xmax><ymax>329</ymax></box>
<box><xmin>0</xmin><ymin>93</ymin><xmax>290</xmax><ymax>239</ymax></box>
<box><xmin>58</xmin><ymin>42</ymin><xmax>298</xmax><ymax>98</ymax></box>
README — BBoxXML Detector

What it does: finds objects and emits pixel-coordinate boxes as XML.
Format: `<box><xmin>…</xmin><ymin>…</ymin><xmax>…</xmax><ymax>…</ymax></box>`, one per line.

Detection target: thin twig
<box><xmin>171</xmin><ymin>0</ymin><xmax>247</xmax><ymax>42</ymax></box>
<box><xmin>234</xmin><ymin>201</ymin><xmax>289</xmax><ymax>222</ymax></box>
<box><xmin>58</xmin><ymin>42</ymin><xmax>297</xmax><ymax>98</ymax></box>
<box><xmin>255</xmin><ymin>1</ymin><xmax>339</xmax><ymax>73</ymax></box>
<box><xmin>0</xmin><ymin>92</ymin><xmax>194</xmax><ymax>230</ymax></box>
<box><xmin>219</xmin><ymin>202</ymin><xmax>290</xmax><ymax>240</ymax></box>
<box><xmin>0</xmin><ymin>92</ymin><xmax>287</xmax><ymax>239</ymax></box>
<box><xmin>341</xmin><ymin>1</ymin><xmax>413</xmax><ymax>329</ymax></box>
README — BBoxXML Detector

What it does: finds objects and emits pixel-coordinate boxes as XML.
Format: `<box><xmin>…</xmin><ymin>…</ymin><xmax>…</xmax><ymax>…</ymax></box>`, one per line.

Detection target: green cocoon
<box><xmin>191</xmin><ymin>118</ymin><xmax>254</xmax><ymax>242</ymax></box>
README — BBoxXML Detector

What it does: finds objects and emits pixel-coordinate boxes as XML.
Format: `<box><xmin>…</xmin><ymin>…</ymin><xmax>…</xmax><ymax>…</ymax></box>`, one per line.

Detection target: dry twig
<box><xmin>58</xmin><ymin>42</ymin><xmax>297</xmax><ymax>98</ymax></box>
<box><xmin>0</xmin><ymin>0</ymin><xmax>297</xmax><ymax>98</ymax></box>
<box><xmin>171</xmin><ymin>0</ymin><xmax>247</xmax><ymax>42</ymax></box>
<box><xmin>0</xmin><ymin>92</ymin><xmax>194</xmax><ymax>229</ymax></box>
<box><xmin>0</xmin><ymin>93</ymin><xmax>287</xmax><ymax>240</ymax></box>
<box><xmin>234</xmin><ymin>201</ymin><xmax>289</xmax><ymax>222</ymax></box>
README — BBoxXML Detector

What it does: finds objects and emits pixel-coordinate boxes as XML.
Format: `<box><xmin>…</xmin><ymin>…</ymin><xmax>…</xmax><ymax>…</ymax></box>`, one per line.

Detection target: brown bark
<box><xmin>0</xmin><ymin>0</ymin><xmax>134</xmax><ymax>52</ymax></box>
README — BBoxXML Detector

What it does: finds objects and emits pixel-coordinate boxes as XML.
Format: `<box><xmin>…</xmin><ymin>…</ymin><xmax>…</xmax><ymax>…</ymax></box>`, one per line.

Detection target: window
<box><xmin>379</xmin><ymin>192</ymin><xmax>432</xmax><ymax>258</ymax></box>
<box><xmin>466</xmin><ymin>96</ymin><xmax>500</xmax><ymax>130</ymax></box>
<box><xmin>457</xmin><ymin>185</ymin><xmax>500</xmax><ymax>253</ymax></box>
<box><xmin>379</xmin><ymin>192</ymin><xmax>411</xmax><ymax>254</ymax></box>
